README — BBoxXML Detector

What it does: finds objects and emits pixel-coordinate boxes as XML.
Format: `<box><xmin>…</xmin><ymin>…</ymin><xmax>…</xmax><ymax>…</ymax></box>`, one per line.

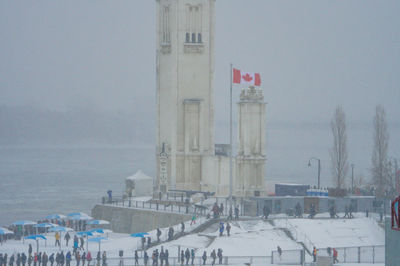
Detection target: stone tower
<box><xmin>156</xmin><ymin>0</ymin><xmax>215</xmax><ymax>192</ymax></box>
<box><xmin>235</xmin><ymin>87</ymin><xmax>267</xmax><ymax>196</ymax></box>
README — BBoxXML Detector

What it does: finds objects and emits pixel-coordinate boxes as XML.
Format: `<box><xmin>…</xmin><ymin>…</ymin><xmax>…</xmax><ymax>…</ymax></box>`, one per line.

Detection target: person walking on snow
<box><xmin>190</xmin><ymin>214</ymin><xmax>196</xmax><ymax>225</ymax></box>
<box><xmin>184</xmin><ymin>249</ymin><xmax>190</xmax><ymax>265</ymax></box>
<box><xmin>156</xmin><ymin>229</ymin><xmax>161</xmax><ymax>242</ymax></box>
<box><xmin>201</xmin><ymin>252</ymin><xmax>206</xmax><ymax>266</ymax></box>
<box><xmin>64</xmin><ymin>232</ymin><xmax>71</xmax><ymax>247</ymax></box>
<box><xmin>219</xmin><ymin>222</ymin><xmax>224</xmax><ymax>237</ymax></box>
<box><xmin>217</xmin><ymin>249</ymin><xmax>223</xmax><ymax>265</ymax></box>
<box><xmin>277</xmin><ymin>246</ymin><xmax>282</xmax><ymax>259</ymax></box>
<box><xmin>55</xmin><ymin>233</ymin><xmax>61</xmax><ymax>247</ymax></box>
<box><xmin>333</xmin><ymin>248</ymin><xmax>339</xmax><ymax>264</ymax></box>
<box><xmin>234</xmin><ymin>206</ymin><xmax>239</xmax><ymax>220</ymax></box>
<box><xmin>210</xmin><ymin>250</ymin><xmax>216</xmax><ymax>266</ymax></box>
<box><xmin>190</xmin><ymin>250</ymin><xmax>195</xmax><ymax>265</ymax></box>
<box><xmin>312</xmin><ymin>247</ymin><xmax>317</xmax><ymax>262</ymax></box>
<box><xmin>226</xmin><ymin>223</ymin><xmax>231</xmax><ymax>236</ymax></box>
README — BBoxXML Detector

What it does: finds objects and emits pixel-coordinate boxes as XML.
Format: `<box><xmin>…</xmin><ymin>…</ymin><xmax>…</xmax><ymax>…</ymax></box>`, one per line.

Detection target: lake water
<box><xmin>0</xmin><ymin>145</ymin><xmax>155</xmax><ymax>226</ymax></box>
<box><xmin>1</xmin><ymin>123</ymin><xmax>398</xmax><ymax>227</ymax></box>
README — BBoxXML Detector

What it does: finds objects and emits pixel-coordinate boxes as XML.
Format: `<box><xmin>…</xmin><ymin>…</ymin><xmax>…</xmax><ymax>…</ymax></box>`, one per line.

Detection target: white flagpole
<box><xmin>229</xmin><ymin>63</ymin><xmax>233</xmax><ymax>210</ymax></box>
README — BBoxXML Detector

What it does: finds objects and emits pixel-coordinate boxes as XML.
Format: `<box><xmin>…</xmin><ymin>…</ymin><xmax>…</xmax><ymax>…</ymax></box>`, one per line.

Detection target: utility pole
<box><xmin>351</xmin><ymin>164</ymin><xmax>355</xmax><ymax>194</ymax></box>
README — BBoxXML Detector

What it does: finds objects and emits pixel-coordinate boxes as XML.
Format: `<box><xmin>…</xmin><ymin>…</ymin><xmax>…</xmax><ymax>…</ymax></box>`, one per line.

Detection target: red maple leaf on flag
<box><xmin>242</xmin><ymin>73</ymin><xmax>253</xmax><ymax>82</ymax></box>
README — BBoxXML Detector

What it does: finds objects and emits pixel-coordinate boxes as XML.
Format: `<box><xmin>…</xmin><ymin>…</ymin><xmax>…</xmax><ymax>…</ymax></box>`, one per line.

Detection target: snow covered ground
<box><xmin>0</xmin><ymin>214</ymin><xmax>385</xmax><ymax>265</ymax></box>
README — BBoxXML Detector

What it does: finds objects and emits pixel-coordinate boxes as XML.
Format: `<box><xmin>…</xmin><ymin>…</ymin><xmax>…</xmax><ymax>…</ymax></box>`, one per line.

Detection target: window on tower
<box><xmin>191</xmin><ymin>33</ymin><xmax>196</xmax><ymax>43</ymax></box>
<box><xmin>186</xmin><ymin>33</ymin><xmax>190</xmax><ymax>43</ymax></box>
<box><xmin>198</xmin><ymin>33</ymin><xmax>202</xmax><ymax>43</ymax></box>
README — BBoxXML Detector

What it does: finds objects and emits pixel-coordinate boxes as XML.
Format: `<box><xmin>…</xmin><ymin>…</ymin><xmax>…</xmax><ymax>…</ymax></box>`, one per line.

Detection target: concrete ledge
<box><xmin>92</xmin><ymin>204</ymin><xmax>191</xmax><ymax>234</ymax></box>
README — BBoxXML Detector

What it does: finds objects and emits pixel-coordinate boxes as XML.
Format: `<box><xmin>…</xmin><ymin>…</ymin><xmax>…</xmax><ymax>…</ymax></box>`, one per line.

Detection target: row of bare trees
<box><xmin>329</xmin><ymin>105</ymin><xmax>391</xmax><ymax>197</ymax></box>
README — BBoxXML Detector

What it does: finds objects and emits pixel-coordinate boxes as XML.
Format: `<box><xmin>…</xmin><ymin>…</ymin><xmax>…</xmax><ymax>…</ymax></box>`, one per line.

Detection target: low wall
<box><xmin>91</xmin><ymin>204</ymin><xmax>191</xmax><ymax>234</ymax></box>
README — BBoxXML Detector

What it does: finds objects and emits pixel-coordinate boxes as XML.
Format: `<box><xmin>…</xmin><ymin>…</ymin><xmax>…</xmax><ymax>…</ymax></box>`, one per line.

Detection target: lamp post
<box><xmin>308</xmin><ymin>157</ymin><xmax>321</xmax><ymax>189</ymax></box>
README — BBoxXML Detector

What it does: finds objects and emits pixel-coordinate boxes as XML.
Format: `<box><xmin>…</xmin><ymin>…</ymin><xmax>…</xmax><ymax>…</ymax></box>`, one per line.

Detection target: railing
<box><xmin>101</xmin><ymin>197</ymin><xmax>198</xmax><ymax>216</ymax></box>
<box><xmin>316</xmin><ymin>245</ymin><xmax>385</xmax><ymax>264</ymax></box>
<box><xmin>83</xmin><ymin>255</ymin><xmax>273</xmax><ymax>266</ymax></box>
<box><xmin>271</xmin><ymin>249</ymin><xmax>304</xmax><ymax>265</ymax></box>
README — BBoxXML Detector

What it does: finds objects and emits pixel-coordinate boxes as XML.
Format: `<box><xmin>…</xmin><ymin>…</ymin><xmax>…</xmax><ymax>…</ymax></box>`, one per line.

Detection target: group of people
<box><xmin>133</xmin><ymin>247</ymin><xmax>224</xmax><ymax>266</ymax></box>
<box><xmin>200</xmin><ymin>249</ymin><xmax>223</xmax><ymax>266</ymax></box>
<box><xmin>0</xmin><ymin>244</ymin><xmax>107</xmax><ymax>266</ymax></box>
<box><xmin>211</xmin><ymin>203</ymin><xmax>240</xmax><ymax>220</ymax></box>
<box><xmin>218</xmin><ymin>222</ymin><xmax>231</xmax><ymax>237</ymax></box>
<box><xmin>312</xmin><ymin>246</ymin><xmax>339</xmax><ymax>264</ymax></box>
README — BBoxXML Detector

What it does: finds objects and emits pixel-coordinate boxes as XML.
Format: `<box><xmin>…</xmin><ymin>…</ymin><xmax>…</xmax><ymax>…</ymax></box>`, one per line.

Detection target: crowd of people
<box><xmin>0</xmin><ymin>245</ymin><xmax>108</xmax><ymax>266</ymax></box>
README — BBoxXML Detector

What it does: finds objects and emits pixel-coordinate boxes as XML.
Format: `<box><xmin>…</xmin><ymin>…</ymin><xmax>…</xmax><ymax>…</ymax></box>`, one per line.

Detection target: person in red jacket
<box><xmin>333</xmin><ymin>248</ymin><xmax>339</xmax><ymax>264</ymax></box>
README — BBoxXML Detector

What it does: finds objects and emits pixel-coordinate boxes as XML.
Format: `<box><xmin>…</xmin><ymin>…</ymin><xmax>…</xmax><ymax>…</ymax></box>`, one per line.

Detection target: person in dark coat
<box><xmin>210</xmin><ymin>250</ymin><xmax>216</xmax><ymax>266</ymax></box>
<box><xmin>226</xmin><ymin>223</ymin><xmax>231</xmax><ymax>237</ymax></box>
<box><xmin>3</xmin><ymin>254</ymin><xmax>8</xmax><ymax>266</ymax></box>
<box><xmin>81</xmin><ymin>253</ymin><xmax>85</xmax><ymax>266</ymax></box>
<box><xmin>201</xmin><ymin>252</ymin><xmax>206</xmax><ymax>265</ymax></box>
<box><xmin>180</xmin><ymin>251</ymin><xmax>184</xmax><ymax>266</ymax></box>
<box><xmin>28</xmin><ymin>245</ymin><xmax>33</xmax><ymax>257</ymax></box>
<box><xmin>190</xmin><ymin>250</ymin><xmax>195</xmax><ymax>265</ymax></box>
<box><xmin>17</xmin><ymin>254</ymin><xmax>21</xmax><ymax>266</ymax></box>
<box><xmin>101</xmin><ymin>252</ymin><xmax>106</xmax><ymax>266</ymax></box>
<box><xmin>277</xmin><ymin>246</ymin><xmax>282</xmax><ymax>258</ymax></box>
<box><xmin>9</xmin><ymin>254</ymin><xmax>14</xmax><ymax>266</ymax></box>
<box><xmin>134</xmin><ymin>251</ymin><xmax>139</xmax><ymax>266</ymax></box>
<box><xmin>234</xmin><ymin>206</ymin><xmax>239</xmax><ymax>220</ymax></box>
<box><xmin>42</xmin><ymin>253</ymin><xmax>48</xmax><ymax>266</ymax></box>
<box><xmin>21</xmin><ymin>254</ymin><xmax>27</xmax><ymax>266</ymax></box>
<box><xmin>147</xmin><ymin>237</ymin><xmax>152</xmax><ymax>248</ymax></box>
<box><xmin>156</xmin><ymin>229</ymin><xmax>162</xmax><ymax>242</ymax></box>
<box><xmin>0</xmin><ymin>254</ymin><xmax>3</xmax><ymax>266</ymax></box>
<box><xmin>217</xmin><ymin>249</ymin><xmax>223</xmax><ymax>265</ymax></box>
<box><xmin>164</xmin><ymin>250</ymin><xmax>169</xmax><ymax>266</ymax></box>
<box><xmin>219</xmin><ymin>203</ymin><xmax>224</xmax><ymax>216</ymax></box>
<box><xmin>60</xmin><ymin>252</ymin><xmax>65</xmax><ymax>266</ymax></box>
<box><xmin>64</xmin><ymin>233</ymin><xmax>71</xmax><ymax>247</ymax></box>
<box><xmin>143</xmin><ymin>252</ymin><xmax>148</xmax><ymax>266</ymax></box>
<box><xmin>180</xmin><ymin>222</ymin><xmax>185</xmax><ymax>233</ymax></box>
<box><xmin>48</xmin><ymin>254</ymin><xmax>54</xmax><ymax>266</ymax></box>
<box><xmin>184</xmin><ymin>249</ymin><xmax>190</xmax><ymax>265</ymax></box>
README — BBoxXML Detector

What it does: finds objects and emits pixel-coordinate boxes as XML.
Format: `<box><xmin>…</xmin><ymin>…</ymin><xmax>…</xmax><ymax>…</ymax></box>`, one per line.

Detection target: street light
<box><xmin>308</xmin><ymin>157</ymin><xmax>321</xmax><ymax>189</ymax></box>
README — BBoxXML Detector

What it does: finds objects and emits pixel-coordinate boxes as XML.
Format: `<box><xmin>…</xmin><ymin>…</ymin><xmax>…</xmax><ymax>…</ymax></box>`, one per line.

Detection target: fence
<box><xmin>316</xmin><ymin>245</ymin><xmax>385</xmax><ymax>264</ymax></box>
<box><xmin>102</xmin><ymin>196</ymin><xmax>200</xmax><ymax>216</ymax></box>
<box><xmin>86</xmin><ymin>255</ymin><xmax>273</xmax><ymax>266</ymax></box>
<box><xmin>271</xmin><ymin>249</ymin><xmax>304</xmax><ymax>265</ymax></box>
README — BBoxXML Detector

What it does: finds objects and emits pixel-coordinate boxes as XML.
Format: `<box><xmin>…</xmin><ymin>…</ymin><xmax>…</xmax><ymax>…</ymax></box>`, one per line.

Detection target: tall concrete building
<box><xmin>155</xmin><ymin>0</ymin><xmax>266</xmax><ymax>196</ymax></box>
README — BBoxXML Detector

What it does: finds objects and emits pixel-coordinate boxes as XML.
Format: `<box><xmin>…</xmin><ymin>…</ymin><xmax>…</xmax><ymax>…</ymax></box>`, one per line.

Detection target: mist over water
<box><xmin>1</xmin><ymin>121</ymin><xmax>398</xmax><ymax>227</ymax></box>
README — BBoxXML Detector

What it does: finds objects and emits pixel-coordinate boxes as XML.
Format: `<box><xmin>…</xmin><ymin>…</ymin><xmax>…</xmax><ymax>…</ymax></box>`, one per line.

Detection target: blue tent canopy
<box><xmin>0</xmin><ymin>227</ymin><xmax>13</xmax><ymax>235</ymax></box>
<box><xmin>49</xmin><ymin>226</ymin><xmax>73</xmax><ymax>232</ymax></box>
<box><xmin>34</xmin><ymin>223</ymin><xmax>57</xmax><ymax>228</ymax></box>
<box><xmin>25</xmin><ymin>235</ymin><xmax>47</xmax><ymax>240</ymax></box>
<box><xmin>13</xmin><ymin>220</ymin><xmax>36</xmax><ymax>226</ymax></box>
<box><xmin>45</xmin><ymin>214</ymin><xmax>66</xmax><ymax>220</ymax></box>
<box><xmin>130</xmin><ymin>232</ymin><xmax>149</xmax><ymax>238</ymax></box>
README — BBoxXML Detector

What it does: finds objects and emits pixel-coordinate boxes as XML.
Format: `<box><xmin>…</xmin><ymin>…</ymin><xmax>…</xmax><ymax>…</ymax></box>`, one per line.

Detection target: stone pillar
<box><xmin>235</xmin><ymin>87</ymin><xmax>267</xmax><ymax>197</ymax></box>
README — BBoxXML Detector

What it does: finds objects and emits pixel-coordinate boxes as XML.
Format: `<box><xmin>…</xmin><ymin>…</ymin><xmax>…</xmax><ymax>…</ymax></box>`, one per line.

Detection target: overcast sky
<box><xmin>1</xmin><ymin>0</ymin><xmax>399</xmax><ymax>185</ymax></box>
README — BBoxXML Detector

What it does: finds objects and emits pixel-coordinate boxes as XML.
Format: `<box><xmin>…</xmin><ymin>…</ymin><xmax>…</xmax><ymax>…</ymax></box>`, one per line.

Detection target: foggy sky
<box><xmin>1</xmin><ymin>1</ymin><xmax>399</xmax><ymax>186</ymax></box>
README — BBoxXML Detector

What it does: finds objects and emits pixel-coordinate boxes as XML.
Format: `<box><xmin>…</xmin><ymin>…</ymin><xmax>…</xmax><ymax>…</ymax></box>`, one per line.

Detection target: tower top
<box><xmin>240</xmin><ymin>87</ymin><xmax>264</xmax><ymax>102</ymax></box>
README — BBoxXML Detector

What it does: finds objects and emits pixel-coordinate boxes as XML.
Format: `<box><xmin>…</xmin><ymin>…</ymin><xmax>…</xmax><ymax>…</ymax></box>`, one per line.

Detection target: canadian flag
<box><xmin>233</xmin><ymin>68</ymin><xmax>261</xmax><ymax>86</ymax></box>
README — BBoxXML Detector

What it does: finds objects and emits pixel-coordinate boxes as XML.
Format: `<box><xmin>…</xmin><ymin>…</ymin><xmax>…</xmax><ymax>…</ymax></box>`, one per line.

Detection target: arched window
<box><xmin>191</xmin><ymin>33</ymin><xmax>196</xmax><ymax>43</ymax></box>
<box><xmin>186</xmin><ymin>33</ymin><xmax>190</xmax><ymax>43</ymax></box>
<box><xmin>197</xmin><ymin>33</ymin><xmax>202</xmax><ymax>43</ymax></box>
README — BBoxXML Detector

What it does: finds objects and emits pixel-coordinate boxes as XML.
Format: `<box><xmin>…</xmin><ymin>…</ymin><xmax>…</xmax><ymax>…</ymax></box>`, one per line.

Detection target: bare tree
<box><xmin>330</xmin><ymin>106</ymin><xmax>349</xmax><ymax>189</ymax></box>
<box><xmin>371</xmin><ymin>105</ymin><xmax>389</xmax><ymax>197</ymax></box>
